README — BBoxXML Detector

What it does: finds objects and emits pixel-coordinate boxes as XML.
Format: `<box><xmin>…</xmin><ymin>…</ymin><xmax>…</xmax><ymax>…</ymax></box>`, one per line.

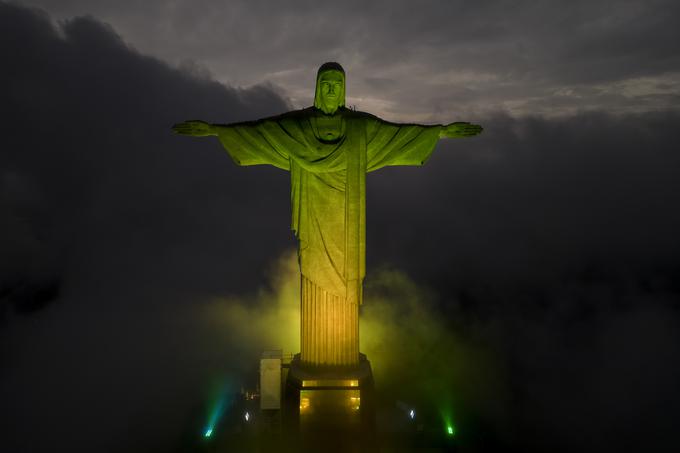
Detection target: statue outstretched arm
<box><xmin>173</xmin><ymin>118</ymin><xmax>291</xmax><ymax>169</ymax></box>
<box><xmin>171</xmin><ymin>120</ymin><xmax>217</xmax><ymax>137</ymax></box>
<box><xmin>439</xmin><ymin>122</ymin><xmax>483</xmax><ymax>139</ymax></box>
<box><xmin>365</xmin><ymin>116</ymin><xmax>482</xmax><ymax>171</ymax></box>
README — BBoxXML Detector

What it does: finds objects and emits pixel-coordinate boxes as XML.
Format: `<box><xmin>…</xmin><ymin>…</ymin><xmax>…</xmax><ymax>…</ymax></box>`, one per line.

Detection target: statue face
<box><xmin>317</xmin><ymin>70</ymin><xmax>344</xmax><ymax>114</ymax></box>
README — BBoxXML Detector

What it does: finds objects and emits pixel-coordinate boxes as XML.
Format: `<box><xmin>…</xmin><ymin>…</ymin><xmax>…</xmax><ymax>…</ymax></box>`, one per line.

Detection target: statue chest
<box><xmin>311</xmin><ymin>115</ymin><xmax>346</xmax><ymax>142</ymax></box>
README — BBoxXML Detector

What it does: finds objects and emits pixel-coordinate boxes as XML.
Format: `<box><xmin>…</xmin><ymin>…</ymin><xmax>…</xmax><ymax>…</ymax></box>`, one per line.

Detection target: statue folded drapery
<box><xmin>215</xmin><ymin>106</ymin><xmax>441</xmax><ymax>365</ymax></box>
<box><xmin>172</xmin><ymin>62</ymin><xmax>482</xmax><ymax>366</ymax></box>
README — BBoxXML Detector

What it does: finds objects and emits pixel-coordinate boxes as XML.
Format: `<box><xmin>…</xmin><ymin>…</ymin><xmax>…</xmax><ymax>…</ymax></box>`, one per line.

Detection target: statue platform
<box><xmin>283</xmin><ymin>353</ymin><xmax>376</xmax><ymax>446</ymax></box>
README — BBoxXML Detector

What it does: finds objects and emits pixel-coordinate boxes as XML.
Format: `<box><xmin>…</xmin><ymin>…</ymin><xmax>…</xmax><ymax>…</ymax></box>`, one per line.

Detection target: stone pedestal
<box><xmin>283</xmin><ymin>353</ymin><xmax>375</xmax><ymax>445</ymax></box>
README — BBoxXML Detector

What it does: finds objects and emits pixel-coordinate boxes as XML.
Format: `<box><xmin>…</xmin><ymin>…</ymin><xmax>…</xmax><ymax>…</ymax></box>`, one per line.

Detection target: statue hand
<box><xmin>172</xmin><ymin>120</ymin><xmax>216</xmax><ymax>137</ymax></box>
<box><xmin>440</xmin><ymin>122</ymin><xmax>483</xmax><ymax>138</ymax></box>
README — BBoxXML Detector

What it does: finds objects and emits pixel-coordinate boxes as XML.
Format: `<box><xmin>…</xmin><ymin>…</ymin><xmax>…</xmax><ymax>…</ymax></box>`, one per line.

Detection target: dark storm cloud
<box><xmin>0</xmin><ymin>1</ymin><xmax>291</xmax><ymax>308</ymax></box>
<box><xmin>2</xmin><ymin>2</ymin><xmax>680</xmax><ymax>453</ymax></box>
<box><xmin>17</xmin><ymin>0</ymin><xmax>680</xmax><ymax>117</ymax></box>
<box><xmin>366</xmin><ymin>111</ymin><xmax>680</xmax><ymax>451</ymax></box>
<box><xmin>369</xmin><ymin>111</ymin><xmax>680</xmax><ymax>291</ymax></box>
<box><xmin>0</xmin><ymin>3</ymin><xmax>292</xmax><ymax>451</ymax></box>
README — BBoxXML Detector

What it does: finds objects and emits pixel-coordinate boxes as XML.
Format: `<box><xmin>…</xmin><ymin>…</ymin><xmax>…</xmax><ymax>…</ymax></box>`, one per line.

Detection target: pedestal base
<box><xmin>283</xmin><ymin>353</ymin><xmax>376</xmax><ymax>448</ymax></box>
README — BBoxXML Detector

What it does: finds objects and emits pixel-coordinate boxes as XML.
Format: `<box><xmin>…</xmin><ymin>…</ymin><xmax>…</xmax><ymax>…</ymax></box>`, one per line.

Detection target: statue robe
<box><xmin>216</xmin><ymin>107</ymin><xmax>441</xmax><ymax>364</ymax></box>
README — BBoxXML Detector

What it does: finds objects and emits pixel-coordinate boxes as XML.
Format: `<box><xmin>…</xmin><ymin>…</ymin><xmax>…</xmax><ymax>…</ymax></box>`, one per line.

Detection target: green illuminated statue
<box><xmin>173</xmin><ymin>62</ymin><xmax>482</xmax><ymax>367</ymax></box>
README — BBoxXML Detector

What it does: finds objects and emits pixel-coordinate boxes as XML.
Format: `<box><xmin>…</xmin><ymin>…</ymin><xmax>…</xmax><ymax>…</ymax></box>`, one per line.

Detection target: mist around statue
<box><xmin>198</xmin><ymin>250</ymin><xmax>502</xmax><ymax>449</ymax></box>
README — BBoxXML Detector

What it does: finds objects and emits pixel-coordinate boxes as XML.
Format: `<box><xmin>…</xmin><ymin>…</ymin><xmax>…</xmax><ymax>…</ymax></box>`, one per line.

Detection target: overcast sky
<box><xmin>15</xmin><ymin>0</ymin><xmax>680</xmax><ymax>120</ymax></box>
<box><xmin>2</xmin><ymin>1</ymin><xmax>680</xmax><ymax>452</ymax></box>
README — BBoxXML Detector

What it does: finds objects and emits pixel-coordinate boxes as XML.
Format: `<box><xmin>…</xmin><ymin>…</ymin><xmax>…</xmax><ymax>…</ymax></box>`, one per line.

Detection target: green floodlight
<box><xmin>447</xmin><ymin>425</ymin><xmax>455</xmax><ymax>436</ymax></box>
<box><xmin>204</xmin><ymin>428</ymin><xmax>213</xmax><ymax>438</ymax></box>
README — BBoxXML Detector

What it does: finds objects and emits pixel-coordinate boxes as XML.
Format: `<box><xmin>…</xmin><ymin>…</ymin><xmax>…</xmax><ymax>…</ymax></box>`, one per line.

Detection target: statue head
<box><xmin>314</xmin><ymin>62</ymin><xmax>345</xmax><ymax>115</ymax></box>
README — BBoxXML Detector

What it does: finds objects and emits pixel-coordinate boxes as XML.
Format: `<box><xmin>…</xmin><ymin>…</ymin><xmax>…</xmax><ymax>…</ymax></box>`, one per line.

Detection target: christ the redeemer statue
<box><xmin>173</xmin><ymin>62</ymin><xmax>482</xmax><ymax>368</ymax></box>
